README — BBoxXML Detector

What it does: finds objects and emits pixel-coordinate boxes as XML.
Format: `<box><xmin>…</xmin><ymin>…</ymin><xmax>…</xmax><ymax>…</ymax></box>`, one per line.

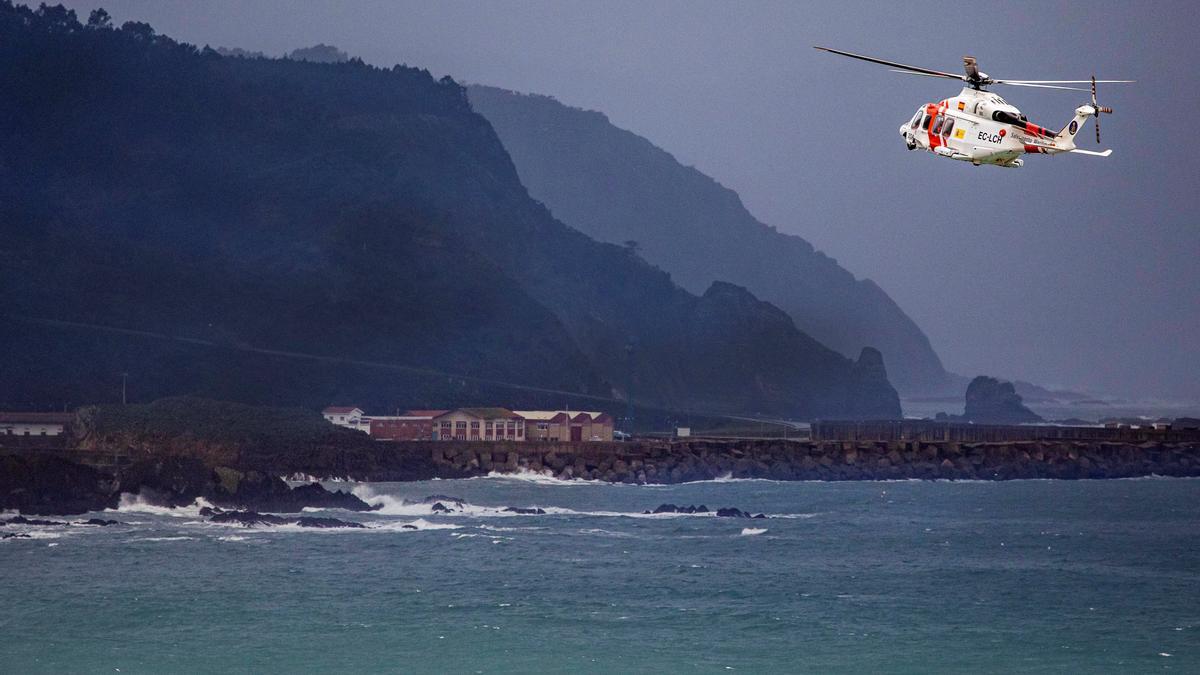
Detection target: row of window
<box><xmin>910</xmin><ymin>110</ymin><xmax>956</xmax><ymax>138</ymax></box>
<box><xmin>438</xmin><ymin>421</ymin><xmax>524</xmax><ymax>440</ymax></box>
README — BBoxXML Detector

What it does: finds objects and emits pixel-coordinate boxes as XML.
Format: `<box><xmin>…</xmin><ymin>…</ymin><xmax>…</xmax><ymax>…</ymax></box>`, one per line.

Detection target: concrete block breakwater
<box><xmin>426</xmin><ymin>439</ymin><xmax>1200</xmax><ymax>482</ymax></box>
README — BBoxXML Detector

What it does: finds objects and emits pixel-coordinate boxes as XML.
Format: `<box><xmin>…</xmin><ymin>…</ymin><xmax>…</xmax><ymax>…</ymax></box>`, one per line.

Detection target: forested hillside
<box><xmin>0</xmin><ymin>3</ymin><xmax>899</xmax><ymax>419</ymax></box>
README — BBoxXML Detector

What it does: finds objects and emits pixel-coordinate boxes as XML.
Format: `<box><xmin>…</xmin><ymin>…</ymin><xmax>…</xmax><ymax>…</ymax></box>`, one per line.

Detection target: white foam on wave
<box><xmin>740</xmin><ymin>528</ymin><xmax>768</xmax><ymax>536</ymax></box>
<box><xmin>481</xmin><ymin>468</ymin><xmax>603</xmax><ymax>486</ymax></box>
<box><xmin>22</xmin><ymin>530</ymin><xmax>65</xmax><ymax>540</ymax></box>
<box><xmin>129</xmin><ymin>535</ymin><xmax>195</xmax><ymax>542</ymax></box>
<box><xmin>108</xmin><ymin>493</ymin><xmax>214</xmax><ymax>517</ymax></box>
<box><xmin>372</xmin><ymin>518</ymin><xmax>462</xmax><ymax>532</ymax></box>
<box><xmin>351</xmin><ymin>483</ymin><xmax>806</xmax><ymax>521</ymax></box>
<box><xmin>680</xmin><ymin>473</ymin><xmax>786</xmax><ymax>485</ymax></box>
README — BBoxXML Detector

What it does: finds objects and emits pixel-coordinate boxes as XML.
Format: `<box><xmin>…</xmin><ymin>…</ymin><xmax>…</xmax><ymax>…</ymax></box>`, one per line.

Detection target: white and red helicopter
<box><xmin>815</xmin><ymin>46</ymin><xmax>1133</xmax><ymax>168</ymax></box>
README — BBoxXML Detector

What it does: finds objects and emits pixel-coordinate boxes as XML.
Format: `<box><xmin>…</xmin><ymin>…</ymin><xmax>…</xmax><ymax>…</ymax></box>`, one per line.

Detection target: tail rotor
<box><xmin>1091</xmin><ymin>75</ymin><xmax>1113</xmax><ymax>144</ymax></box>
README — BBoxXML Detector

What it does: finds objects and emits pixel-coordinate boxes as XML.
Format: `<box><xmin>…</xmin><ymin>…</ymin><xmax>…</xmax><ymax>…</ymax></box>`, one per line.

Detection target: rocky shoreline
<box><xmin>0</xmin><ymin>453</ymin><xmax>375</xmax><ymax>516</ymax></box>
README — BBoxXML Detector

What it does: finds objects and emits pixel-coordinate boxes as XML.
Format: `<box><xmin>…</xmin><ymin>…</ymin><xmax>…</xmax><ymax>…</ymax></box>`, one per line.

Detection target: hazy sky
<box><xmin>58</xmin><ymin>0</ymin><xmax>1200</xmax><ymax>399</ymax></box>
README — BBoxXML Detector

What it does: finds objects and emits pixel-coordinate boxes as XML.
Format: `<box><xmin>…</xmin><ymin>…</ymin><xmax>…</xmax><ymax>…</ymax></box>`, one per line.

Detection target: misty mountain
<box><xmin>0</xmin><ymin>4</ymin><xmax>898</xmax><ymax>420</ymax></box>
<box><xmin>467</xmin><ymin>85</ymin><xmax>951</xmax><ymax>396</ymax></box>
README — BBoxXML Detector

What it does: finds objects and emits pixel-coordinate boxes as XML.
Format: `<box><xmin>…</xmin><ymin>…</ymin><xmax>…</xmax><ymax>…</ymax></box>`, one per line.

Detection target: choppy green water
<box><xmin>2</xmin><ymin>476</ymin><xmax>1198</xmax><ymax>673</ymax></box>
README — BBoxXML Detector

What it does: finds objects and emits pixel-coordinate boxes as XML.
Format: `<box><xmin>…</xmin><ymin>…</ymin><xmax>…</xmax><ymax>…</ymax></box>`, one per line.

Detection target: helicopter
<box><xmin>814</xmin><ymin>46</ymin><xmax>1133</xmax><ymax>168</ymax></box>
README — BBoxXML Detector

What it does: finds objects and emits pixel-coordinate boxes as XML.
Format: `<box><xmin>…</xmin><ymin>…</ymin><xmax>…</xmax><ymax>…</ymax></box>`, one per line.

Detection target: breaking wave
<box><xmin>740</xmin><ymin>528</ymin><xmax>768</xmax><ymax>536</ymax></box>
<box><xmin>109</xmin><ymin>493</ymin><xmax>214</xmax><ymax>517</ymax></box>
<box><xmin>481</xmin><ymin>468</ymin><xmax>603</xmax><ymax>486</ymax></box>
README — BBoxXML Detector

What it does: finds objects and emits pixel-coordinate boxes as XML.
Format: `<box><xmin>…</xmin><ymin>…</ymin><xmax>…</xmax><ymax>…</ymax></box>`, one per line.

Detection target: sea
<box><xmin>2</xmin><ymin>474</ymin><xmax>1198</xmax><ymax>673</ymax></box>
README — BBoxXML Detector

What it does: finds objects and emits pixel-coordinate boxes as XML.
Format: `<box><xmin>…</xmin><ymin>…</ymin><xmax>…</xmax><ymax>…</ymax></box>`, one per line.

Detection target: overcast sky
<box><xmin>58</xmin><ymin>0</ymin><xmax>1200</xmax><ymax>400</ymax></box>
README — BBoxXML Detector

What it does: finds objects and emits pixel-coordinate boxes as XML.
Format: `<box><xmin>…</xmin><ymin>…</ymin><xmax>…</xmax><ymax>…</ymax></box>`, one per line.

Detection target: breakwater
<box><xmin>8</xmin><ymin>433</ymin><xmax>1199</xmax><ymax>486</ymax></box>
<box><xmin>420</xmin><ymin>437</ymin><xmax>1199</xmax><ymax>482</ymax></box>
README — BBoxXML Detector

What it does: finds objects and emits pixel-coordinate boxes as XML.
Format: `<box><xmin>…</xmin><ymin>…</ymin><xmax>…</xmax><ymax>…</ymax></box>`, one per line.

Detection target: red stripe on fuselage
<box><xmin>926</xmin><ymin>102</ymin><xmax>946</xmax><ymax>151</ymax></box>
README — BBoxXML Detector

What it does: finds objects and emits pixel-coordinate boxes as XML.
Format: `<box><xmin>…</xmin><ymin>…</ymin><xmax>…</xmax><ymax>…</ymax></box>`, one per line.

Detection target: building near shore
<box><xmin>322</xmin><ymin>406</ymin><xmax>370</xmax><ymax>434</ymax></box>
<box><xmin>515</xmin><ymin>410</ymin><xmax>614</xmax><ymax>442</ymax></box>
<box><xmin>433</xmin><ymin>408</ymin><xmax>525</xmax><ymax>441</ymax></box>
<box><xmin>0</xmin><ymin>412</ymin><xmax>74</xmax><ymax>436</ymax></box>
<box><xmin>368</xmin><ymin>415</ymin><xmax>437</xmax><ymax>441</ymax></box>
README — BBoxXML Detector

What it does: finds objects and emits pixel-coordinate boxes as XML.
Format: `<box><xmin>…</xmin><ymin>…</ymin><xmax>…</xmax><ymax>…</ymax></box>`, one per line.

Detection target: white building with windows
<box><xmin>0</xmin><ymin>412</ymin><xmax>74</xmax><ymax>436</ymax></box>
<box><xmin>321</xmin><ymin>406</ymin><xmax>370</xmax><ymax>434</ymax></box>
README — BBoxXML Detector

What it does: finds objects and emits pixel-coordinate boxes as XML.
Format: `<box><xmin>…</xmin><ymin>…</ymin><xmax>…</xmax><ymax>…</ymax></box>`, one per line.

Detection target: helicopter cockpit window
<box><xmin>921</xmin><ymin>113</ymin><xmax>932</xmax><ymax>131</ymax></box>
<box><xmin>910</xmin><ymin>111</ymin><xmax>921</xmax><ymax>129</ymax></box>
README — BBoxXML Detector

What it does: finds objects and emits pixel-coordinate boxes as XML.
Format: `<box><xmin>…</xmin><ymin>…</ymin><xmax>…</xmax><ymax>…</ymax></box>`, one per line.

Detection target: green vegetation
<box><xmin>78</xmin><ymin>397</ymin><xmax>370</xmax><ymax>453</ymax></box>
<box><xmin>0</xmin><ymin>3</ymin><xmax>899</xmax><ymax>420</ymax></box>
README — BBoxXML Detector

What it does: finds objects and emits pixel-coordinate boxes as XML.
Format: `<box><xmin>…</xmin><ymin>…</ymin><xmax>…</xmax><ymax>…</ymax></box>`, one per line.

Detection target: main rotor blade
<box><xmin>996</xmin><ymin>79</ymin><xmax>1135</xmax><ymax>84</ymax></box>
<box><xmin>814</xmin><ymin>46</ymin><xmax>963</xmax><ymax>79</ymax></box>
<box><xmin>992</xmin><ymin>81</ymin><xmax>1090</xmax><ymax>91</ymax></box>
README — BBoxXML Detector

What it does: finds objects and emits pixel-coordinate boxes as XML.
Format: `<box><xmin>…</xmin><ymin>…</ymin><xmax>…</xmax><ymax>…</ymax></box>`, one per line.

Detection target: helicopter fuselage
<box><xmin>899</xmin><ymin>87</ymin><xmax>1092</xmax><ymax>168</ymax></box>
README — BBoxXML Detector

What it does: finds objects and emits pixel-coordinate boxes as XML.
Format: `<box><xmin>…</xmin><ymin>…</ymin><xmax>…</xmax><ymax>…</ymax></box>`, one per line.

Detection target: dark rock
<box><xmin>0</xmin><ymin>455</ymin><xmax>117</xmax><ymax>515</ymax></box>
<box><xmin>715</xmin><ymin>507</ymin><xmax>766</xmax><ymax>519</ymax></box>
<box><xmin>964</xmin><ymin>376</ymin><xmax>1044</xmax><ymax>424</ymax></box>
<box><xmin>845</xmin><ymin>347</ymin><xmax>903</xmax><ymax>419</ymax></box>
<box><xmin>649</xmin><ymin>504</ymin><xmax>709</xmax><ymax>514</ymax></box>
<box><xmin>209</xmin><ymin>510</ymin><xmax>289</xmax><ymax>526</ymax></box>
<box><xmin>4</xmin><ymin>515</ymin><xmax>67</xmax><ymax>526</ymax></box>
<box><xmin>294</xmin><ymin>516</ymin><xmax>366</xmax><ymax>529</ymax></box>
<box><xmin>420</xmin><ymin>494</ymin><xmax>466</xmax><ymax>506</ymax></box>
<box><xmin>502</xmin><ymin>507</ymin><xmax>546</xmax><ymax>515</ymax></box>
<box><xmin>79</xmin><ymin>518</ymin><xmax>119</xmax><ymax>526</ymax></box>
<box><xmin>430</xmin><ymin>502</ymin><xmax>452</xmax><ymax>513</ymax></box>
<box><xmin>208</xmin><ymin>510</ymin><xmax>364</xmax><ymax>528</ymax></box>
<box><xmin>2</xmin><ymin>533</ymin><xmax>31</xmax><ymax>539</ymax></box>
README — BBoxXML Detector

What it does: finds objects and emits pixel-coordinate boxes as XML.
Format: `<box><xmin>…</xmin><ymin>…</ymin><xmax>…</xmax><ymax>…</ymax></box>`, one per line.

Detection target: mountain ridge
<box><xmin>467</xmin><ymin>85</ymin><xmax>952</xmax><ymax>395</ymax></box>
<box><xmin>0</xmin><ymin>3</ymin><xmax>899</xmax><ymax>420</ymax></box>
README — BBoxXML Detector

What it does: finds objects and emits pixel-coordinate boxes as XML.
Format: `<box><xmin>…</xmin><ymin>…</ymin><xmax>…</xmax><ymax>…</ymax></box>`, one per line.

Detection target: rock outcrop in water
<box><xmin>201</xmin><ymin>508</ymin><xmax>365</xmax><ymax>528</ymax></box>
<box><xmin>964</xmin><ymin>376</ymin><xmax>1044</xmax><ymax>424</ymax></box>
<box><xmin>643</xmin><ymin>504</ymin><xmax>766</xmax><ymax>518</ymax></box>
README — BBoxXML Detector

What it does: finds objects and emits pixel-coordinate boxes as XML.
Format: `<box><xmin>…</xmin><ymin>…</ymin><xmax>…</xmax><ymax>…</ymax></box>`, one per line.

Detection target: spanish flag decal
<box><xmin>957</xmin><ymin>101</ymin><xmax>965</xmax><ymax>111</ymax></box>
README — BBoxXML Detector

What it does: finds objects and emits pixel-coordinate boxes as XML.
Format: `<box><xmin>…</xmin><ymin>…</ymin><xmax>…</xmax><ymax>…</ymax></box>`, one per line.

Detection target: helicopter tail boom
<box><xmin>1055</xmin><ymin>105</ymin><xmax>1096</xmax><ymax>143</ymax></box>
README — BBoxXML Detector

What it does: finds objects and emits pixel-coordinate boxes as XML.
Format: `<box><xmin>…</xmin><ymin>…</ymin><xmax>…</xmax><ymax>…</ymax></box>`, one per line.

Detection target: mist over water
<box><xmin>4</xmin><ymin>477</ymin><xmax>1198</xmax><ymax>672</ymax></box>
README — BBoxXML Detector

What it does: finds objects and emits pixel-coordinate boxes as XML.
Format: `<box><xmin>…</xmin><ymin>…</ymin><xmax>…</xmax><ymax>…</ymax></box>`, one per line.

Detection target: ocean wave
<box><xmin>372</xmin><ymin>518</ymin><xmax>462</xmax><ymax>532</ymax></box>
<box><xmin>108</xmin><ymin>493</ymin><xmax>214</xmax><ymax>517</ymax></box>
<box><xmin>481</xmin><ymin>468</ymin><xmax>604</xmax><ymax>486</ymax></box>
<box><xmin>350</xmin><ymin>484</ymin><xmax>808</xmax><ymax>520</ymax></box>
<box><xmin>128</xmin><ymin>535</ymin><xmax>196</xmax><ymax>542</ymax></box>
<box><xmin>740</xmin><ymin>528</ymin><xmax>768</xmax><ymax>536</ymax></box>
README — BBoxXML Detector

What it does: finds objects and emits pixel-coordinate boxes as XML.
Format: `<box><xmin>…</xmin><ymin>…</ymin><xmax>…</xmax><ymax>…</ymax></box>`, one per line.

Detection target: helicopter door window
<box><xmin>931</xmin><ymin>117</ymin><xmax>944</xmax><ymax>135</ymax></box>
<box><xmin>921</xmin><ymin>113</ymin><xmax>932</xmax><ymax>131</ymax></box>
<box><xmin>941</xmin><ymin>118</ymin><xmax>955</xmax><ymax>138</ymax></box>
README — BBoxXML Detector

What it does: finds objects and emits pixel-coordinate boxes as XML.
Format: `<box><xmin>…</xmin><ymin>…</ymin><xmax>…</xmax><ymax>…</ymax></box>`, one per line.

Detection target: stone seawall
<box><xmin>415</xmin><ymin>438</ymin><xmax>1200</xmax><ymax>483</ymax></box>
